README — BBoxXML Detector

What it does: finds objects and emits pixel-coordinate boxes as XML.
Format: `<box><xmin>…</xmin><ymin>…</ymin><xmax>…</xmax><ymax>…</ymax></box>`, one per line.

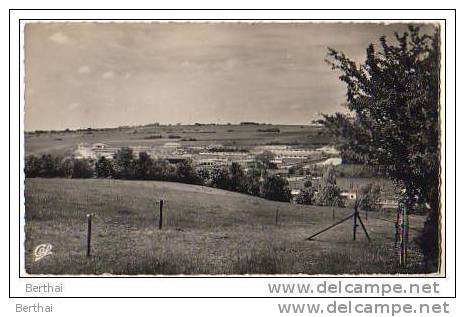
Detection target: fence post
<box><xmin>86</xmin><ymin>214</ymin><xmax>92</xmax><ymax>257</ymax></box>
<box><xmin>401</xmin><ymin>206</ymin><xmax>408</xmax><ymax>267</ymax></box>
<box><xmin>394</xmin><ymin>206</ymin><xmax>401</xmax><ymax>248</ymax></box>
<box><xmin>399</xmin><ymin>206</ymin><xmax>406</xmax><ymax>267</ymax></box>
<box><xmin>405</xmin><ymin>206</ymin><xmax>409</xmax><ymax>264</ymax></box>
<box><xmin>159</xmin><ymin>199</ymin><xmax>164</xmax><ymax>230</ymax></box>
<box><xmin>353</xmin><ymin>204</ymin><xmax>358</xmax><ymax>241</ymax></box>
<box><xmin>332</xmin><ymin>208</ymin><xmax>335</xmax><ymax>221</ymax></box>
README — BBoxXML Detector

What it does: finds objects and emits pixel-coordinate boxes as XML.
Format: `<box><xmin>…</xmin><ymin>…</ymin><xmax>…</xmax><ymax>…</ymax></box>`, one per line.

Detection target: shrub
<box><xmin>255</xmin><ymin>151</ymin><xmax>276</xmax><ymax>170</ymax></box>
<box><xmin>261</xmin><ymin>175</ymin><xmax>291</xmax><ymax>202</ymax></box>
<box><xmin>243</xmin><ymin>168</ymin><xmax>261</xmax><ymax>196</ymax></box>
<box><xmin>95</xmin><ymin>157</ymin><xmax>114</xmax><ymax>178</ymax></box>
<box><xmin>257</xmin><ymin>128</ymin><xmax>280</xmax><ymax>133</ymax></box>
<box><xmin>134</xmin><ymin>152</ymin><xmax>153</xmax><ymax>180</ymax></box>
<box><xmin>210</xmin><ymin>166</ymin><xmax>231</xmax><ymax>190</ymax></box>
<box><xmin>315</xmin><ymin>184</ymin><xmax>345</xmax><ymax>207</ymax></box>
<box><xmin>295</xmin><ymin>189</ymin><xmax>314</xmax><ymax>205</ymax></box>
<box><xmin>25</xmin><ymin>155</ymin><xmax>42</xmax><ymax>177</ymax></box>
<box><xmin>315</xmin><ymin>166</ymin><xmax>345</xmax><ymax>207</ymax></box>
<box><xmin>175</xmin><ymin>160</ymin><xmax>203</xmax><ymax>185</ymax></box>
<box><xmin>36</xmin><ymin>154</ymin><xmax>63</xmax><ymax>177</ymax></box>
<box><xmin>150</xmin><ymin>159</ymin><xmax>177</xmax><ymax>181</ymax></box>
<box><xmin>196</xmin><ymin>168</ymin><xmax>211</xmax><ymax>184</ymax></box>
<box><xmin>229</xmin><ymin>162</ymin><xmax>245</xmax><ymax>192</ymax></box>
<box><xmin>417</xmin><ymin>211</ymin><xmax>439</xmax><ymax>272</ymax></box>
<box><xmin>143</xmin><ymin>135</ymin><xmax>163</xmax><ymax>140</ymax></box>
<box><xmin>72</xmin><ymin>159</ymin><xmax>94</xmax><ymax>178</ymax></box>
<box><xmin>358</xmin><ymin>183</ymin><xmax>381</xmax><ymax>211</ymax></box>
<box><xmin>112</xmin><ymin>147</ymin><xmax>136</xmax><ymax>179</ymax></box>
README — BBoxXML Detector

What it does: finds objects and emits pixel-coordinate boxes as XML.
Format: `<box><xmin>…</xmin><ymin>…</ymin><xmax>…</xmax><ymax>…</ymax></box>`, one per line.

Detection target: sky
<box><xmin>24</xmin><ymin>22</ymin><xmax>434</xmax><ymax>131</ymax></box>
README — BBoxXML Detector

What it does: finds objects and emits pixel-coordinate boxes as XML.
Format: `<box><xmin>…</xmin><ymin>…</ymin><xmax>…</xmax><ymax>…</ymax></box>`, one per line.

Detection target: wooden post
<box><xmin>275</xmin><ymin>208</ymin><xmax>279</xmax><ymax>226</ymax></box>
<box><xmin>401</xmin><ymin>206</ymin><xmax>408</xmax><ymax>266</ymax></box>
<box><xmin>399</xmin><ymin>206</ymin><xmax>406</xmax><ymax>267</ymax></box>
<box><xmin>159</xmin><ymin>199</ymin><xmax>164</xmax><ymax>230</ymax></box>
<box><xmin>86</xmin><ymin>214</ymin><xmax>92</xmax><ymax>257</ymax></box>
<box><xmin>332</xmin><ymin>208</ymin><xmax>335</xmax><ymax>221</ymax></box>
<box><xmin>306</xmin><ymin>213</ymin><xmax>354</xmax><ymax>240</ymax></box>
<box><xmin>353</xmin><ymin>204</ymin><xmax>358</xmax><ymax>241</ymax></box>
<box><xmin>394</xmin><ymin>206</ymin><xmax>401</xmax><ymax>248</ymax></box>
<box><xmin>405</xmin><ymin>206</ymin><xmax>409</xmax><ymax>263</ymax></box>
<box><xmin>356</xmin><ymin>212</ymin><xmax>371</xmax><ymax>242</ymax></box>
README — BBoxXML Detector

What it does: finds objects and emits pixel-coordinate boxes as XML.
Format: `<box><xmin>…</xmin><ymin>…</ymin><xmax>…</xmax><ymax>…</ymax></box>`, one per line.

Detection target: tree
<box><xmin>211</xmin><ymin>166</ymin><xmax>231</xmax><ymax>190</ymax></box>
<box><xmin>134</xmin><ymin>152</ymin><xmax>153</xmax><ymax>180</ymax></box>
<box><xmin>175</xmin><ymin>160</ymin><xmax>202</xmax><ymax>185</ymax></box>
<box><xmin>113</xmin><ymin>147</ymin><xmax>135</xmax><ymax>179</ymax></box>
<box><xmin>315</xmin><ymin>184</ymin><xmax>345</xmax><ymax>208</ymax></box>
<box><xmin>255</xmin><ymin>150</ymin><xmax>276</xmax><ymax>170</ymax></box>
<box><xmin>60</xmin><ymin>158</ymin><xmax>75</xmax><ymax>178</ymax></box>
<box><xmin>320</xmin><ymin>25</ymin><xmax>440</xmax><ymax>270</ymax></box>
<box><xmin>320</xmin><ymin>165</ymin><xmax>337</xmax><ymax>186</ymax></box>
<box><xmin>359</xmin><ymin>183</ymin><xmax>381</xmax><ymax>211</ymax></box>
<box><xmin>243</xmin><ymin>168</ymin><xmax>261</xmax><ymax>196</ymax></box>
<box><xmin>304</xmin><ymin>180</ymin><xmax>313</xmax><ymax>188</ymax></box>
<box><xmin>261</xmin><ymin>175</ymin><xmax>291</xmax><ymax>202</ymax></box>
<box><xmin>71</xmin><ymin>158</ymin><xmax>94</xmax><ymax>178</ymax></box>
<box><xmin>315</xmin><ymin>166</ymin><xmax>345</xmax><ymax>207</ymax></box>
<box><xmin>38</xmin><ymin>154</ymin><xmax>61</xmax><ymax>177</ymax></box>
<box><xmin>149</xmin><ymin>159</ymin><xmax>176</xmax><ymax>181</ymax></box>
<box><xmin>229</xmin><ymin>162</ymin><xmax>245</xmax><ymax>192</ymax></box>
<box><xmin>25</xmin><ymin>155</ymin><xmax>42</xmax><ymax>177</ymax></box>
<box><xmin>295</xmin><ymin>188</ymin><xmax>314</xmax><ymax>205</ymax></box>
<box><xmin>197</xmin><ymin>168</ymin><xmax>211</xmax><ymax>185</ymax></box>
<box><xmin>95</xmin><ymin>156</ymin><xmax>114</xmax><ymax>178</ymax></box>
<box><xmin>288</xmin><ymin>166</ymin><xmax>296</xmax><ymax>175</ymax></box>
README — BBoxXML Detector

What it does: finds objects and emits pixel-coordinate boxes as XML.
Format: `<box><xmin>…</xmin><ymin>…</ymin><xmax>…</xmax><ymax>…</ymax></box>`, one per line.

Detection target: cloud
<box><xmin>78</xmin><ymin>66</ymin><xmax>91</xmax><ymax>74</ymax></box>
<box><xmin>290</xmin><ymin>104</ymin><xmax>304</xmax><ymax>110</ymax></box>
<box><xmin>126</xmin><ymin>105</ymin><xmax>136</xmax><ymax>113</ymax></box>
<box><xmin>49</xmin><ymin>32</ymin><xmax>70</xmax><ymax>44</ymax></box>
<box><xmin>102</xmin><ymin>71</ymin><xmax>115</xmax><ymax>79</ymax></box>
<box><xmin>124</xmin><ymin>72</ymin><xmax>131</xmax><ymax>80</ymax></box>
<box><xmin>223</xmin><ymin>59</ymin><xmax>237</xmax><ymax>71</ymax></box>
<box><xmin>68</xmin><ymin>102</ymin><xmax>80</xmax><ymax>110</ymax></box>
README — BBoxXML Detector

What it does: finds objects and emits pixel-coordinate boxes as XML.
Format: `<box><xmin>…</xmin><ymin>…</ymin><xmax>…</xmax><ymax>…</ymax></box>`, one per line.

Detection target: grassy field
<box><xmin>25</xmin><ymin>124</ymin><xmax>330</xmax><ymax>156</ymax></box>
<box><xmin>25</xmin><ymin>178</ymin><xmax>428</xmax><ymax>275</ymax></box>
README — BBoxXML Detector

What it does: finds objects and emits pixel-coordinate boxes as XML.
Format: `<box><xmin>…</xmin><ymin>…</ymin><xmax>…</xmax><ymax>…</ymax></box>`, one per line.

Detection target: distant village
<box><xmin>73</xmin><ymin>141</ymin><xmax>362</xmax><ymax>201</ymax></box>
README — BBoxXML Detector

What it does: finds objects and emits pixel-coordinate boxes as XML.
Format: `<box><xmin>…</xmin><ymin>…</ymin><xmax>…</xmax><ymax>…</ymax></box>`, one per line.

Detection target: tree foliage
<box><xmin>255</xmin><ymin>150</ymin><xmax>276</xmax><ymax>170</ymax></box>
<box><xmin>315</xmin><ymin>167</ymin><xmax>345</xmax><ymax>208</ymax></box>
<box><xmin>320</xmin><ymin>25</ymin><xmax>440</xmax><ymax>270</ymax></box>
<box><xmin>358</xmin><ymin>183</ymin><xmax>381</xmax><ymax>211</ymax></box>
<box><xmin>295</xmin><ymin>188</ymin><xmax>314</xmax><ymax>205</ymax></box>
<box><xmin>112</xmin><ymin>147</ymin><xmax>136</xmax><ymax>179</ymax></box>
<box><xmin>95</xmin><ymin>156</ymin><xmax>114</xmax><ymax>178</ymax></box>
<box><xmin>175</xmin><ymin>160</ymin><xmax>202</xmax><ymax>185</ymax></box>
<box><xmin>261</xmin><ymin>175</ymin><xmax>291</xmax><ymax>202</ymax></box>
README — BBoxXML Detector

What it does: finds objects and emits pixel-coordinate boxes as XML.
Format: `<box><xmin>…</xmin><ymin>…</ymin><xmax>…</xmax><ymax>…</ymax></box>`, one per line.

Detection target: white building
<box><xmin>340</xmin><ymin>191</ymin><xmax>357</xmax><ymax>200</ymax></box>
<box><xmin>74</xmin><ymin>143</ymin><xmax>120</xmax><ymax>160</ymax></box>
<box><xmin>316</xmin><ymin>157</ymin><xmax>343</xmax><ymax>166</ymax></box>
<box><xmin>163</xmin><ymin>142</ymin><xmax>181</xmax><ymax>148</ymax></box>
<box><xmin>75</xmin><ymin>143</ymin><xmax>96</xmax><ymax>159</ymax></box>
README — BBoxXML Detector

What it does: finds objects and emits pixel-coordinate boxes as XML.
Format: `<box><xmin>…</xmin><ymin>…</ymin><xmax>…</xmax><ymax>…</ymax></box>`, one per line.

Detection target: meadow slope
<box><xmin>25</xmin><ymin>178</ymin><xmax>427</xmax><ymax>275</ymax></box>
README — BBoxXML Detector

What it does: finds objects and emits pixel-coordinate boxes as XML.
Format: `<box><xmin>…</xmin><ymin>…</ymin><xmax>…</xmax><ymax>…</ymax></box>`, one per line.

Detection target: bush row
<box><xmin>24</xmin><ymin>148</ymin><xmax>291</xmax><ymax>203</ymax></box>
<box><xmin>25</xmin><ymin>148</ymin><xmax>379</xmax><ymax>208</ymax></box>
